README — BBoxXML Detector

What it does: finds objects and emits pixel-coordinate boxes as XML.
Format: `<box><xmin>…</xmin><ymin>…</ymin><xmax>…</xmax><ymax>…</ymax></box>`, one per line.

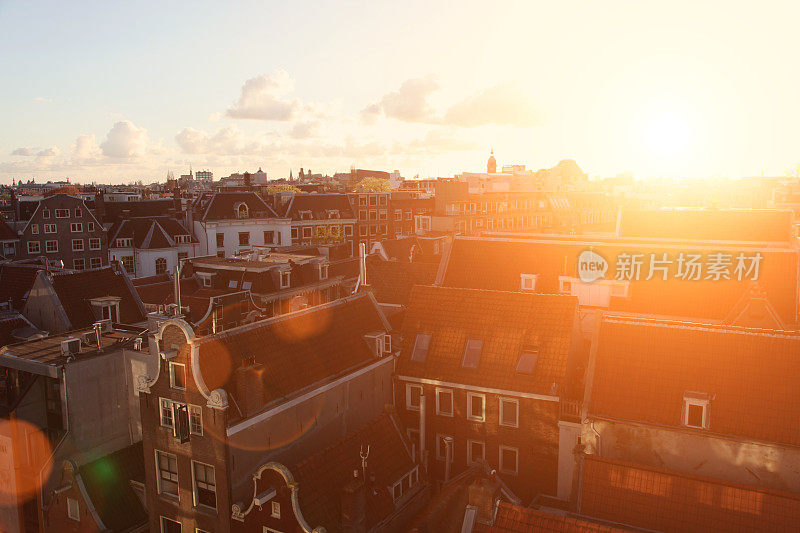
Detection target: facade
<box><xmin>0</xmin><ymin>214</ymin><xmax>19</xmax><ymax>259</ymax></box>
<box><xmin>348</xmin><ymin>191</ymin><xmax>391</xmax><ymax>251</ymax></box>
<box><xmin>17</xmin><ymin>193</ymin><xmax>107</xmax><ymax>270</ymax></box>
<box><xmin>395</xmin><ymin>286</ymin><xmax>580</xmax><ymax>501</ymax></box>
<box><xmin>137</xmin><ymin>292</ymin><xmax>395</xmax><ymax>533</ymax></box>
<box><xmin>108</xmin><ymin>216</ymin><xmax>199</xmax><ymax>278</ymax></box>
<box><xmin>388</xmin><ymin>192</ymin><xmax>434</xmax><ymax>238</ymax></box>
<box><xmin>190</xmin><ymin>192</ymin><xmax>291</xmax><ymax>258</ymax></box>
<box><xmin>282</xmin><ymin>193</ymin><xmax>357</xmax><ymax>255</ymax></box>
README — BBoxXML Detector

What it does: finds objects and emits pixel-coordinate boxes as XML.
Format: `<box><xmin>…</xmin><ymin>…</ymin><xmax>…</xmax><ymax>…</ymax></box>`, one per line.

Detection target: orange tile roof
<box><xmin>580</xmin><ymin>455</ymin><xmax>800</xmax><ymax>533</ymax></box>
<box><xmin>589</xmin><ymin>315</ymin><xmax>800</xmax><ymax>446</ymax></box>
<box><xmin>476</xmin><ymin>501</ymin><xmax>625</xmax><ymax>532</ymax></box>
<box><xmin>397</xmin><ymin>286</ymin><xmax>578</xmax><ymax>396</ymax></box>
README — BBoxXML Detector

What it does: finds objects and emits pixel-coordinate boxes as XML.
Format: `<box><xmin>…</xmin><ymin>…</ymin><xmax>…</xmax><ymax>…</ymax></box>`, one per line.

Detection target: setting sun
<box><xmin>644</xmin><ymin>111</ymin><xmax>690</xmax><ymax>158</ymax></box>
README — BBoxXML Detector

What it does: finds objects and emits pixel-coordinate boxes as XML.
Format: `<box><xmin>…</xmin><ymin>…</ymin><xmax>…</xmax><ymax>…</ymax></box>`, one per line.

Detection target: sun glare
<box><xmin>645</xmin><ymin>111</ymin><xmax>689</xmax><ymax>157</ymax></box>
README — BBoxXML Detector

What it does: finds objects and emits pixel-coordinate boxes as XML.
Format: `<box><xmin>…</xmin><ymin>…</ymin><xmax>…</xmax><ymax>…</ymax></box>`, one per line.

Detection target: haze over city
<box><xmin>3</xmin><ymin>0</ymin><xmax>800</xmax><ymax>183</ymax></box>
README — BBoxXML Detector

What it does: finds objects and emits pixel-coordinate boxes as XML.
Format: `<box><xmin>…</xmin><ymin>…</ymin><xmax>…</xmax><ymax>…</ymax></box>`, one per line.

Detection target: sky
<box><xmin>1</xmin><ymin>0</ymin><xmax>799</xmax><ymax>184</ymax></box>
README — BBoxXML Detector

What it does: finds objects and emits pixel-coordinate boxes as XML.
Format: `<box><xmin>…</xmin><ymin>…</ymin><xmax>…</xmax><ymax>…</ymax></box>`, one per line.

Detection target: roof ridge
<box><xmin>602</xmin><ymin>314</ymin><xmax>800</xmax><ymax>337</ymax></box>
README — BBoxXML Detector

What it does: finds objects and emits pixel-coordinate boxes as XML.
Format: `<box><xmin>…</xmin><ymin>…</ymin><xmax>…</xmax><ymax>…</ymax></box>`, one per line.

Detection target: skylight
<box><xmin>411</xmin><ymin>333</ymin><xmax>431</xmax><ymax>362</ymax></box>
<box><xmin>516</xmin><ymin>346</ymin><xmax>539</xmax><ymax>374</ymax></box>
<box><xmin>462</xmin><ymin>339</ymin><xmax>483</xmax><ymax>369</ymax></box>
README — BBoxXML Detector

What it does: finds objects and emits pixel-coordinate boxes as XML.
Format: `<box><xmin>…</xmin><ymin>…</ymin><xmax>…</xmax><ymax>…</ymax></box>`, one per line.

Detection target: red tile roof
<box><xmin>0</xmin><ymin>264</ymin><xmax>43</xmax><ymax>309</ymax></box>
<box><xmin>397</xmin><ymin>286</ymin><xmax>578</xmax><ymax>396</ymax></box>
<box><xmin>440</xmin><ymin>237</ymin><xmax>798</xmax><ymax>325</ymax></box>
<box><xmin>293</xmin><ymin>410</ymin><xmax>417</xmax><ymax>532</ymax></box>
<box><xmin>0</xmin><ymin>214</ymin><xmax>18</xmax><ymax>241</ymax></box>
<box><xmin>196</xmin><ymin>292</ymin><xmax>389</xmax><ymax>417</ymax></box>
<box><xmin>366</xmin><ymin>256</ymin><xmax>439</xmax><ymax>305</ymax></box>
<box><xmin>109</xmin><ymin>216</ymin><xmax>196</xmax><ymax>249</ymax></box>
<box><xmin>194</xmin><ymin>191</ymin><xmax>278</xmax><ymax>221</ymax></box>
<box><xmin>580</xmin><ymin>455</ymin><xmax>800</xmax><ymax>533</ymax></box>
<box><xmin>283</xmin><ymin>193</ymin><xmax>355</xmax><ymax>220</ymax></box>
<box><xmin>50</xmin><ymin>266</ymin><xmax>146</xmax><ymax>327</ymax></box>
<box><xmin>477</xmin><ymin>501</ymin><xmax>625</xmax><ymax>532</ymax></box>
<box><xmin>589</xmin><ymin>315</ymin><xmax>800</xmax><ymax>446</ymax></box>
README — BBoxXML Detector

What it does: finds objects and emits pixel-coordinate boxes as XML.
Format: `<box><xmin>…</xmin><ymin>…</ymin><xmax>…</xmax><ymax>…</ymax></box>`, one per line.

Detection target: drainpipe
<box><xmin>419</xmin><ymin>394</ymin><xmax>426</xmax><ymax>463</ymax></box>
<box><xmin>174</xmin><ymin>264</ymin><xmax>182</xmax><ymax>314</ymax></box>
<box><xmin>94</xmin><ymin>322</ymin><xmax>103</xmax><ymax>353</ymax></box>
<box><xmin>359</xmin><ymin>242</ymin><xmax>367</xmax><ymax>286</ymax></box>
<box><xmin>589</xmin><ymin>420</ymin><xmax>601</xmax><ymax>456</ymax></box>
<box><xmin>444</xmin><ymin>436</ymin><xmax>454</xmax><ymax>483</ymax></box>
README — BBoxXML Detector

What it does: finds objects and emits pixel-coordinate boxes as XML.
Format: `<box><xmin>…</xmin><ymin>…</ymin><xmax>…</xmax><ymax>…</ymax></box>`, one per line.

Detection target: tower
<box><xmin>487</xmin><ymin>149</ymin><xmax>497</xmax><ymax>173</ymax></box>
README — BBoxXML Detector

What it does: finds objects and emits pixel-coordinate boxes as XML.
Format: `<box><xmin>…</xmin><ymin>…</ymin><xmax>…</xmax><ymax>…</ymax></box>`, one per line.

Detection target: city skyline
<box><xmin>2</xmin><ymin>0</ymin><xmax>800</xmax><ymax>183</ymax></box>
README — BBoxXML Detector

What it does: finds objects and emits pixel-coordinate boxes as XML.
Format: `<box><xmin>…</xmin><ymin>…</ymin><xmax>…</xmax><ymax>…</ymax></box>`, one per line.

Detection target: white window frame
<box><xmin>45</xmin><ymin>240</ymin><xmax>58</xmax><ymax>253</ymax></box>
<box><xmin>72</xmin><ymin>239</ymin><xmax>84</xmax><ymax>252</ymax></box>
<box><xmin>189</xmin><ymin>405</ymin><xmax>203</xmax><ymax>435</ymax></box>
<box><xmin>520</xmin><ymin>274</ymin><xmax>538</xmax><ymax>292</ymax></box>
<box><xmin>279</xmin><ymin>270</ymin><xmax>291</xmax><ymax>289</ymax></box>
<box><xmin>74</xmin><ymin>208</ymin><xmax>82</xmax><ymax>218</ymax></box>
<box><xmin>90</xmin><ymin>257</ymin><xmax>101</xmax><ymax>269</ymax></box>
<box><xmin>683</xmin><ymin>395</ymin><xmax>710</xmax><ymax>429</ymax></box>
<box><xmin>499</xmin><ymin>445</ymin><xmax>519</xmax><ymax>475</ymax></box>
<box><xmin>89</xmin><ymin>238</ymin><xmax>101</xmax><ymax>250</ymax></box>
<box><xmin>73</xmin><ymin>259</ymin><xmax>85</xmax><ymax>270</ymax></box>
<box><xmin>499</xmin><ymin>397</ymin><xmax>519</xmax><ymax>428</ymax></box>
<box><xmin>160</xmin><ymin>516</ymin><xmax>181</xmax><ymax>532</ymax></box>
<box><xmin>70</xmin><ymin>222</ymin><xmax>83</xmax><ymax>233</ymax></box>
<box><xmin>160</xmin><ymin>398</ymin><xmax>175</xmax><ymax>430</ymax></box>
<box><xmin>67</xmin><ymin>497</ymin><xmax>80</xmax><ymax>521</ymax></box>
<box><xmin>191</xmin><ymin>460</ymin><xmax>217</xmax><ymax>510</ymax></box>
<box><xmin>405</xmin><ymin>383</ymin><xmax>422</xmax><ymax>411</ymax></box>
<box><xmin>169</xmin><ymin>362</ymin><xmax>186</xmax><ymax>390</ymax></box>
<box><xmin>31</xmin><ymin>224</ymin><xmax>39</xmax><ymax>234</ymax></box>
<box><xmin>467</xmin><ymin>440</ymin><xmax>486</xmax><ymax>465</ymax></box>
<box><xmin>271</xmin><ymin>501</ymin><xmax>281</xmax><ymax>518</ymax></box>
<box><xmin>466</xmin><ymin>392</ymin><xmax>486</xmax><ymax>422</ymax></box>
<box><xmin>55</xmin><ymin>209</ymin><xmax>70</xmax><ymax>218</ymax></box>
<box><xmin>435</xmin><ymin>387</ymin><xmax>453</xmax><ymax>417</ymax></box>
<box><xmin>87</xmin><ymin>222</ymin><xmax>95</xmax><ymax>232</ymax></box>
<box><xmin>27</xmin><ymin>241</ymin><xmax>40</xmax><ymax>254</ymax></box>
<box><xmin>156</xmin><ymin>450</ymin><xmax>179</xmax><ymax>498</ymax></box>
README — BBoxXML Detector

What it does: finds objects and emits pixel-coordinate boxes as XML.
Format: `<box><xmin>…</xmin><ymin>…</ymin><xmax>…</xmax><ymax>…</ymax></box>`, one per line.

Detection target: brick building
<box><xmin>281</xmin><ymin>193</ymin><xmax>357</xmax><ymax>254</ymax></box>
<box><xmin>348</xmin><ymin>191</ymin><xmax>391</xmax><ymax>251</ymax></box>
<box><xmin>395</xmin><ymin>286</ymin><xmax>580</xmax><ymax>501</ymax></box>
<box><xmin>17</xmin><ymin>193</ymin><xmax>107</xmax><ymax>270</ymax></box>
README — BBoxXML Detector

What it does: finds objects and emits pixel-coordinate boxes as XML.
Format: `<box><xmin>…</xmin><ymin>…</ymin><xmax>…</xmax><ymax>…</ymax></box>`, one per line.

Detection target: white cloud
<box><xmin>12</xmin><ymin>147</ymin><xmax>34</xmax><ymax>156</ymax></box>
<box><xmin>175</xmin><ymin>126</ymin><xmax>270</xmax><ymax>155</ymax></box>
<box><xmin>290</xmin><ymin>121</ymin><xmax>318</xmax><ymax>139</ymax></box>
<box><xmin>100</xmin><ymin>121</ymin><xmax>149</xmax><ymax>158</ymax></box>
<box><xmin>72</xmin><ymin>134</ymin><xmax>102</xmax><ymax>159</ymax></box>
<box><xmin>443</xmin><ymin>83</ymin><xmax>542</xmax><ymax>127</ymax></box>
<box><xmin>33</xmin><ymin>97</ymin><xmax>52</xmax><ymax>103</ymax></box>
<box><xmin>362</xmin><ymin>75</ymin><xmax>440</xmax><ymax>123</ymax></box>
<box><xmin>226</xmin><ymin>70</ymin><xmax>302</xmax><ymax>121</ymax></box>
<box><xmin>36</xmin><ymin>146</ymin><xmax>61</xmax><ymax>157</ymax></box>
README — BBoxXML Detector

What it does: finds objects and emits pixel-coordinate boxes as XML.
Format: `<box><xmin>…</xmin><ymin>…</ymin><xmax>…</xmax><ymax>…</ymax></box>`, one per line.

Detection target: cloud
<box><xmin>72</xmin><ymin>134</ymin><xmax>102</xmax><ymax>160</ymax></box>
<box><xmin>402</xmin><ymin>129</ymin><xmax>480</xmax><ymax>154</ymax></box>
<box><xmin>100</xmin><ymin>121</ymin><xmax>149</xmax><ymax>158</ymax></box>
<box><xmin>36</xmin><ymin>146</ymin><xmax>61</xmax><ymax>157</ymax></box>
<box><xmin>175</xmin><ymin>126</ymin><xmax>269</xmax><ymax>155</ymax></box>
<box><xmin>226</xmin><ymin>70</ymin><xmax>303</xmax><ymax>121</ymax></box>
<box><xmin>33</xmin><ymin>97</ymin><xmax>52</xmax><ymax>103</ymax></box>
<box><xmin>12</xmin><ymin>147</ymin><xmax>34</xmax><ymax>156</ymax></box>
<box><xmin>443</xmin><ymin>83</ymin><xmax>542</xmax><ymax>127</ymax></box>
<box><xmin>290</xmin><ymin>121</ymin><xmax>318</xmax><ymax>139</ymax></box>
<box><xmin>362</xmin><ymin>75</ymin><xmax>440</xmax><ymax>123</ymax></box>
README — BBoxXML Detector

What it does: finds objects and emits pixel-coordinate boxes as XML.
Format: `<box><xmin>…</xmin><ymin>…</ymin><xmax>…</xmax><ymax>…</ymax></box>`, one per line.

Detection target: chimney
<box><xmin>468</xmin><ymin>480</ymin><xmax>498</xmax><ymax>525</ymax></box>
<box><xmin>341</xmin><ymin>471</ymin><xmax>366</xmax><ymax>533</ymax></box>
<box><xmin>444</xmin><ymin>436</ymin><xmax>454</xmax><ymax>483</ymax></box>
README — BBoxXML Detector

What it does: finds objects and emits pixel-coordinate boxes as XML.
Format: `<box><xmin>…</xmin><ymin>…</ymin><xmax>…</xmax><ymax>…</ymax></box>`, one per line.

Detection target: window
<box><xmin>462</xmin><ymin>339</ymin><xmax>483</xmax><ymax>369</ymax></box>
<box><xmin>358</xmin><ymin>195</ymin><xmax>367</xmax><ymax>206</ymax></box>
<box><xmin>170</xmin><ymin>362</ymin><xmax>186</xmax><ymax>389</ymax></box>
<box><xmin>155</xmin><ymin>257</ymin><xmax>167</xmax><ymax>275</ymax></box>
<box><xmin>121</xmin><ymin>256</ymin><xmax>134</xmax><ymax>274</ymax></box>
<box><xmin>156</xmin><ymin>451</ymin><xmax>179</xmax><ymax>497</ymax></box>
<box><xmin>44</xmin><ymin>224</ymin><xmax>56</xmax><ymax>233</ymax></box>
<box><xmin>516</xmin><ymin>347</ymin><xmax>539</xmax><ymax>374</ymax></box>
<box><xmin>411</xmin><ymin>333</ymin><xmax>431</xmax><ymax>362</ymax></box>
<box><xmin>291</xmin><ymin>227</ymin><xmax>299</xmax><ymax>240</ymax></box>
<box><xmin>70</xmin><ymin>222</ymin><xmax>83</xmax><ymax>232</ymax></box>
<box><xmin>89</xmin><ymin>237</ymin><xmax>101</xmax><ymax>250</ymax></box>
<box><xmin>73</xmin><ymin>259</ymin><xmax>85</xmax><ymax>270</ymax></box>
<box><xmin>42</xmin><ymin>208</ymin><xmax>50</xmax><ymax>219</ymax></box>
<box><xmin>407</xmin><ymin>429</ymin><xmax>419</xmax><ymax>458</ymax></box>
<box><xmin>344</xmin><ymin>225</ymin><xmax>353</xmax><ymax>236</ymax></box>
<box><xmin>379</xmin><ymin>210</ymin><xmax>387</xmax><ymax>220</ymax></box>
<box><xmin>87</xmin><ymin>222</ymin><xmax>95</xmax><ymax>232</ymax></box>
<box><xmin>192</xmin><ymin>461</ymin><xmax>216</xmax><ymax>509</ymax></box>
<box><xmin>436</xmin><ymin>434</ymin><xmax>454</xmax><ymax>462</ymax></box>
<box><xmin>318</xmin><ymin>263</ymin><xmax>328</xmax><ymax>280</ymax></box>
<box><xmin>369</xmin><ymin>196</ymin><xmax>377</xmax><ymax>206</ymax></box>
<box><xmin>115</xmin><ymin>238</ymin><xmax>133</xmax><ymax>248</ymax></box>
<box><xmin>90</xmin><ymin>257</ymin><xmax>101</xmax><ymax>268</ymax></box>
<box><xmin>55</xmin><ymin>209</ymin><xmax>69</xmax><ymax>218</ymax></box>
<box><xmin>160</xmin><ymin>516</ymin><xmax>181</xmax><ymax>533</ymax></box>
<box><xmin>228</xmin><ymin>280</ymin><xmax>238</xmax><ymax>289</ymax></box>
<box><xmin>359</xmin><ymin>226</ymin><xmax>367</xmax><ymax>237</ymax></box>
<box><xmin>279</xmin><ymin>270</ymin><xmax>291</xmax><ymax>288</ymax></box>
<box><xmin>67</xmin><ymin>497</ymin><xmax>79</xmax><ymax>521</ymax></box>
<box><xmin>683</xmin><ymin>392</ymin><xmax>710</xmax><ymax>429</ymax></box>
<box><xmin>302</xmin><ymin>227</ymin><xmax>312</xmax><ymax>239</ymax></box>
<box><xmin>271</xmin><ymin>501</ymin><xmax>281</xmax><ymax>519</ymax></box>
<box><xmin>499</xmin><ymin>446</ymin><xmax>519</xmax><ymax>475</ymax></box>
<box><xmin>327</xmin><ymin>210</ymin><xmax>340</xmax><ymax>219</ymax></box>
<box><xmin>189</xmin><ymin>405</ymin><xmax>203</xmax><ymax>435</ymax></box>
<box><xmin>160</xmin><ymin>398</ymin><xmax>174</xmax><ymax>429</ymax></box>
<box><xmin>263</xmin><ymin>230</ymin><xmax>274</xmax><ymax>244</ymax></box>
<box><xmin>31</xmin><ymin>224</ymin><xmax>39</xmax><ymax>234</ymax></box>
<box><xmin>216</xmin><ymin>233</ymin><xmax>224</xmax><ymax>247</ymax></box>
<box><xmin>467</xmin><ymin>392</ymin><xmax>485</xmax><ymax>422</ymax></box>
<box><xmin>27</xmin><ymin>241</ymin><xmax>40</xmax><ymax>254</ymax></box>
<box><xmin>500</xmin><ymin>398</ymin><xmax>519</xmax><ymax>428</ymax></box>
<box><xmin>435</xmin><ymin>388</ymin><xmax>453</xmax><ymax>416</ymax></box>
<box><xmin>46</xmin><ymin>240</ymin><xmax>58</xmax><ymax>253</ymax></box>
<box><xmin>238</xmin><ymin>232</ymin><xmax>250</xmax><ymax>246</ymax></box>
<box><xmin>467</xmin><ymin>440</ymin><xmax>485</xmax><ymax>465</ymax></box>
<box><xmin>394</xmin><ymin>209</ymin><xmax>402</xmax><ymax>221</ymax></box>
<box><xmin>359</xmin><ymin>209</ymin><xmax>367</xmax><ymax>220</ymax></box>
<box><xmin>520</xmin><ymin>274</ymin><xmax>538</xmax><ymax>291</ymax></box>
<box><xmin>74</xmin><ymin>208</ymin><xmax>82</xmax><ymax>218</ymax></box>
<box><xmin>242</xmin><ymin>281</ymin><xmax>252</xmax><ymax>290</ymax></box>
<box><xmin>72</xmin><ymin>239</ymin><xmax>84</xmax><ymax>252</ymax></box>
<box><xmin>236</xmin><ymin>203</ymin><xmax>249</xmax><ymax>219</ymax></box>
<box><xmin>406</xmin><ymin>384</ymin><xmax>422</xmax><ymax>411</ymax></box>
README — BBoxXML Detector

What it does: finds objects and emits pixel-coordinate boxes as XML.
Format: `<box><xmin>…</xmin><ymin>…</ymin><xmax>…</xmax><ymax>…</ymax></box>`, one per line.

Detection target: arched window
<box><xmin>235</xmin><ymin>203</ymin><xmax>249</xmax><ymax>219</ymax></box>
<box><xmin>155</xmin><ymin>257</ymin><xmax>167</xmax><ymax>275</ymax></box>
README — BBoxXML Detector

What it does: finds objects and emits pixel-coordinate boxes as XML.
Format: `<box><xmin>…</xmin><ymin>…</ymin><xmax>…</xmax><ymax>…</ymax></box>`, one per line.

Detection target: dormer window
<box><xmin>90</xmin><ymin>297</ymin><xmax>121</xmax><ymax>322</ymax></box>
<box><xmin>327</xmin><ymin>210</ymin><xmax>340</xmax><ymax>219</ymax></box>
<box><xmin>116</xmin><ymin>238</ymin><xmax>133</xmax><ymax>248</ymax></box>
<box><xmin>520</xmin><ymin>274</ymin><xmax>538</xmax><ymax>292</ymax></box>
<box><xmin>279</xmin><ymin>270</ymin><xmax>291</xmax><ymax>289</ymax></box>
<box><xmin>516</xmin><ymin>346</ymin><xmax>539</xmax><ymax>374</ymax></box>
<box><xmin>683</xmin><ymin>392</ymin><xmax>710</xmax><ymax>429</ymax></box>
<box><xmin>299</xmin><ymin>210</ymin><xmax>313</xmax><ymax>220</ymax></box>
<box><xmin>235</xmin><ymin>203</ymin><xmax>249</xmax><ymax>219</ymax></box>
<box><xmin>169</xmin><ymin>362</ymin><xmax>186</xmax><ymax>390</ymax></box>
<box><xmin>462</xmin><ymin>339</ymin><xmax>483</xmax><ymax>369</ymax></box>
<box><xmin>318</xmin><ymin>263</ymin><xmax>329</xmax><ymax>280</ymax></box>
<box><xmin>411</xmin><ymin>333</ymin><xmax>431</xmax><ymax>362</ymax></box>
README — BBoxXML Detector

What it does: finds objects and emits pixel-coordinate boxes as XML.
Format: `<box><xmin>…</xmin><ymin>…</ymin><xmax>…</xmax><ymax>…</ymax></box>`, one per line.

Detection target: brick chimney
<box><xmin>341</xmin><ymin>472</ymin><xmax>366</xmax><ymax>533</ymax></box>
